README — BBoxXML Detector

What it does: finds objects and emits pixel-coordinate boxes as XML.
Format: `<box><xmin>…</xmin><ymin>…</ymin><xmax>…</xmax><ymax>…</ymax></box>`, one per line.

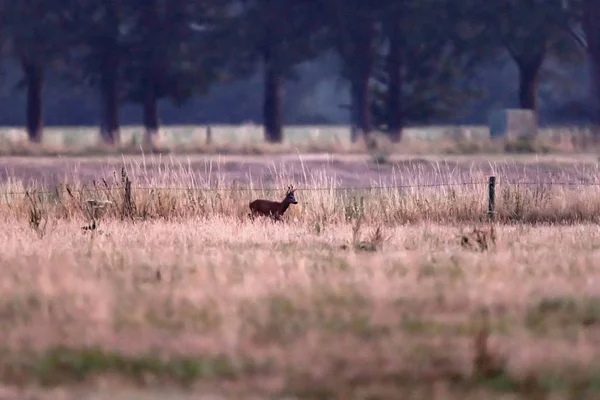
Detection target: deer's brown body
<box><xmin>249</xmin><ymin>185</ymin><xmax>297</xmax><ymax>221</ymax></box>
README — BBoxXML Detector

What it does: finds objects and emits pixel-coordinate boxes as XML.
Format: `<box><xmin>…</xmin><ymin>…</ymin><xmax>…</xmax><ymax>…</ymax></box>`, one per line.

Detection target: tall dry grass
<box><xmin>3</xmin><ymin>157</ymin><xmax>600</xmax><ymax>226</ymax></box>
<box><xmin>1</xmin><ymin>159</ymin><xmax>600</xmax><ymax>398</ymax></box>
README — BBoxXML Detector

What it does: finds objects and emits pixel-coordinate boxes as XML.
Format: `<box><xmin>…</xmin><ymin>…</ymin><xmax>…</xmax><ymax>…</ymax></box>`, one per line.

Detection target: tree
<box><xmin>579</xmin><ymin>0</ymin><xmax>600</xmax><ymax>127</ymax></box>
<box><xmin>371</xmin><ymin>0</ymin><xmax>484</xmax><ymax>133</ymax></box>
<box><xmin>233</xmin><ymin>0</ymin><xmax>325</xmax><ymax>143</ymax></box>
<box><xmin>374</xmin><ymin>0</ymin><xmax>483</xmax><ymax>141</ymax></box>
<box><xmin>62</xmin><ymin>0</ymin><xmax>135</xmax><ymax>146</ymax></box>
<box><xmin>124</xmin><ymin>0</ymin><xmax>226</xmax><ymax>146</ymax></box>
<box><xmin>458</xmin><ymin>0</ymin><xmax>579</xmax><ymax>114</ymax></box>
<box><xmin>321</xmin><ymin>0</ymin><xmax>382</xmax><ymax>142</ymax></box>
<box><xmin>558</xmin><ymin>0</ymin><xmax>600</xmax><ymax>128</ymax></box>
<box><xmin>381</xmin><ymin>1</ymin><xmax>404</xmax><ymax>141</ymax></box>
<box><xmin>0</xmin><ymin>0</ymin><xmax>73</xmax><ymax>143</ymax></box>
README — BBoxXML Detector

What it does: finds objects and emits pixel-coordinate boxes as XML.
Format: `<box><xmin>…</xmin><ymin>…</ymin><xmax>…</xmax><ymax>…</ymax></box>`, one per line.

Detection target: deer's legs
<box><xmin>248</xmin><ymin>211</ymin><xmax>258</xmax><ymax>221</ymax></box>
<box><xmin>270</xmin><ymin>213</ymin><xmax>283</xmax><ymax>222</ymax></box>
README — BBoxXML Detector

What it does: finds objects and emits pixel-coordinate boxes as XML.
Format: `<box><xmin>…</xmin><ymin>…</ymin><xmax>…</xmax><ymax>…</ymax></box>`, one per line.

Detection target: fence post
<box><xmin>206</xmin><ymin>125</ymin><xmax>213</xmax><ymax>145</ymax></box>
<box><xmin>488</xmin><ymin>176</ymin><xmax>496</xmax><ymax>221</ymax></box>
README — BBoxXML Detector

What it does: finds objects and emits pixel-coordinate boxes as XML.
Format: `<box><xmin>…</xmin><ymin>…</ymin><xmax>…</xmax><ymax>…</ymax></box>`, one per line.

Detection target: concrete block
<box><xmin>488</xmin><ymin>109</ymin><xmax>538</xmax><ymax>139</ymax></box>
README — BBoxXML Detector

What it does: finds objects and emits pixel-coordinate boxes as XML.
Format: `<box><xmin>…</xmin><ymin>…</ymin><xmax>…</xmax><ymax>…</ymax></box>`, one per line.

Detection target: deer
<box><xmin>248</xmin><ymin>185</ymin><xmax>298</xmax><ymax>221</ymax></box>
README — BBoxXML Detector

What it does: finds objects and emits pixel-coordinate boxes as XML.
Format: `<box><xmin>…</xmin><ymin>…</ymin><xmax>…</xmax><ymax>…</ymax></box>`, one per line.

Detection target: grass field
<box><xmin>2</xmin><ymin>150</ymin><xmax>600</xmax><ymax>399</ymax></box>
<box><xmin>0</xmin><ymin>124</ymin><xmax>599</xmax><ymax>156</ymax></box>
<box><xmin>0</xmin><ymin>124</ymin><xmax>485</xmax><ymax>148</ymax></box>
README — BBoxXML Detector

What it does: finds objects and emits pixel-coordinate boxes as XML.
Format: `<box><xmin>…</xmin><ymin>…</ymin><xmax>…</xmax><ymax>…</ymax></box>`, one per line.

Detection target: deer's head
<box><xmin>284</xmin><ymin>185</ymin><xmax>298</xmax><ymax>204</ymax></box>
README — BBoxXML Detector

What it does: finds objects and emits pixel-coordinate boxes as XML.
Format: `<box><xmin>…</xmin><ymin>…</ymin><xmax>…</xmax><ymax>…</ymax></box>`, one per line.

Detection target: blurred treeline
<box><xmin>0</xmin><ymin>0</ymin><xmax>595</xmax><ymax>144</ymax></box>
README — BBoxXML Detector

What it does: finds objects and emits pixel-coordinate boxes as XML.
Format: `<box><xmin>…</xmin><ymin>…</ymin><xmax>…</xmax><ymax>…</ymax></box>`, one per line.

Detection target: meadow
<box><xmin>1</xmin><ymin>126</ymin><xmax>600</xmax><ymax>399</ymax></box>
<box><xmin>0</xmin><ymin>124</ymin><xmax>599</xmax><ymax>156</ymax></box>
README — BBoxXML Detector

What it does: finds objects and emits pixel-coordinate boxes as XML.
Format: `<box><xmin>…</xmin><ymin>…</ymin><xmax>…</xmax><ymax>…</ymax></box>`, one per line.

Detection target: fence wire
<box><xmin>0</xmin><ymin>179</ymin><xmax>599</xmax><ymax>198</ymax></box>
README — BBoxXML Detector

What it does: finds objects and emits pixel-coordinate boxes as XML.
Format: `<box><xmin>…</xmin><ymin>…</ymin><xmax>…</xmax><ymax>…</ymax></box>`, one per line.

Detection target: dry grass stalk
<box><xmin>472</xmin><ymin>312</ymin><xmax>504</xmax><ymax>380</ymax></box>
<box><xmin>461</xmin><ymin>224</ymin><xmax>496</xmax><ymax>252</ymax></box>
<box><xmin>343</xmin><ymin>216</ymin><xmax>389</xmax><ymax>252</ymax></box>
<box><xmin>25</xmin><ymin>190</ymin><xmax>48</xmax><ymax>238</ymax></box>
<box><xmin>1</xmin><ymin>156</ymin><xmax>600</xmax><ymax>225</ymax></box>
<box><xmin>120</xmin><ymin>167</ymin><xmax>134</xmax><ymax>220</ymax></box>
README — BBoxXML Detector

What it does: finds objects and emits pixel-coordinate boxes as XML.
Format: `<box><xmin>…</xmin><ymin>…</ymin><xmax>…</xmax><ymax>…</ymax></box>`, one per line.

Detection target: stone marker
<box><xmin>488</xmin><ymin>109</ymin><xmax>538</xmax><ymax>139</ymax></box>
<box><xmin>206</xmin><ymin>125</ymin><xmax>212</xmax><ymax>145</ymax></box>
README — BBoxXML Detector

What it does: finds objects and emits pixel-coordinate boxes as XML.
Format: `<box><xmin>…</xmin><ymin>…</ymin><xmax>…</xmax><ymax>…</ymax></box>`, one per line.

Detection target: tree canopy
<box><xmin>0</xmin><ymin>0</ymin><xmax>592</xmax><ymax>145</ymax></box>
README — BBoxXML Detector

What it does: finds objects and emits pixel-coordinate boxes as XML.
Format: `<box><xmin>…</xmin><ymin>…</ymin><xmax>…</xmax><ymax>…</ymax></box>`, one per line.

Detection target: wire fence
<box><xmin>2</xmin><ymin>178</ymin><xmax>600</xmax><ymax>197</ymax></box>
<box><xmin>3</xmin><ymin>175</ymin><xmax>600</xmax><ymax>224</ymax></box>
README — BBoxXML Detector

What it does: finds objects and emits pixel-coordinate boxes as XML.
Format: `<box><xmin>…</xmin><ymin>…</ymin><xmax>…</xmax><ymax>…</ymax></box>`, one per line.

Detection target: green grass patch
<box><xmin>0</xmin><ymin>347</ymin><xmax>244</xmax><ymax>387</ymax></box>
<box><xmin>526</xmin><ymin>296</ymin><xmax>600</xmax><ymax>334</ymax></box>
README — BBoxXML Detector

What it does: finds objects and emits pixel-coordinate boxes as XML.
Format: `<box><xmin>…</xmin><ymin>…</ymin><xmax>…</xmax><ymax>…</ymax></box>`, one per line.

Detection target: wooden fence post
<box><xmin>488</xmin><ymin>176</ymin><xmax>496</xmax><ymax>221</ymax></box>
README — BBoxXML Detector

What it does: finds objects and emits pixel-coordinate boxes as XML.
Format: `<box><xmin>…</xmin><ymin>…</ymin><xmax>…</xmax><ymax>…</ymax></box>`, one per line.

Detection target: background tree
<box><xmin>232</xmin><ymin>0</ymin><xmax>325</xmax><ymax>143</ymax></box>
<box><xmin>321</xmin><ymin>0</ymin><xmax>383</xmax><ymax>142</ymax></box>
<box><xmin>124</xmin><ymin>0</ymin><xmax>226</xmax><ymax>146</ymax></box>
<box><xmin>557</xmin><ymin>0</ymin><xmax>600</xmax><ymax>129</ymax></box>
<box><xmin>374</xmin><ymin>0</ymin><xmax>483</xmax><ymax>141</ymax></box>
<box><xmin>0</xmin><ymin>0</ymin><xmax>592</xmax><ymax>142</ymax></box>
<box><xmin>458</xmin><ymin>0</ymin><xmax>580</xmax><ymax>115</ymax></box>
<box><xmin>380</xmin><ymin>0</ymin><xmax>404</xmax><ymax>142</ymax></box>
<box><xmin>62</xmin><ymin>0</ymin><xmax>136</xmax><ymax>146</ymax></box>
<box><xmin>580</xmin><ymin>0</ymin><xmax>600</xmax><ymax>127</ymax></box>
<box><xmin>1</xmin><ymin>0</ymin><xmax>73</xmax><ymax>143</ymax></box>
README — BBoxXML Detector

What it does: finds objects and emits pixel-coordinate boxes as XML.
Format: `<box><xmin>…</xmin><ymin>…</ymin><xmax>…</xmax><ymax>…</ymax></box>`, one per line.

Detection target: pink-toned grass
<box><xmin>1</xmin><ymin>126</ymin><xmax>600</xmax><ymax>157</ymax></box>
<box><xmin>1</xmin><ymin>157</ymin><xmax>600</xmax><ymax>398</ymax></box>
<box><xmin>3</xmin><ymin>154</ymin><xmax>600</xmax><ymax>225</ymax></box>
<box><xmin>2</xmin><ymin>220</ymin><xmax>600</xmax><ymax>398</ymax></box>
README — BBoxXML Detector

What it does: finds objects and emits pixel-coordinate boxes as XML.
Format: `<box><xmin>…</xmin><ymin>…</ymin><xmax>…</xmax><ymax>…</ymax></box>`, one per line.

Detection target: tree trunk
<box><xmin>386</xmin><ymin>23</ymin><xmax>404</xmax><ymax>142</ymax></box>
<box><xmin>588</xmin><ymin>56</ymin><xmax>600</xmax><ymax>127</ymax></box>
<box><xmin>99</xmin><ymin>56</ymin><xmax>120</xmax><ymax>146</ymax></box>
<box><xmin>519</xmin><ymin>63</ymin><xmax>541</xmax><ymax>112</ymax></box>
<box><xmin>347</xmin><ymin>21</ymin><xmax>375</xmax><ymax>142</ymax></box>
<box><xmin>582</xmin><ymin>0</ymin><xmax>600</xmax><ymax>129</ymax></box>
<box><xmin>516</xmin><ymin>55</ymin><xmax>543</xmax><ymax>111</ymax></box>
<box><xmin>263</xmin><ymin>47</ymin><xmax>283</xmax><ymax>143</ymax></box>
<box><xmin>349</xmin><ymin>83</ymin><xmax>360</xmax><ymax>142</ymax></box>
<box><xmin>98</xmin><ymin>0</ymin><xmax>121</xmax><ymax>146</ymax></box>
<box><xmin>21</xmin><ymin>59</ymin><xmax>44</xmax><ymax>143</ymax></box>
<box><xmin>143</xmin><ymin>84</ymin><xmax>159</xmax><ymax>145</ymax></box>
<box><xmin>356</xmin><ymin>67</ymin><xmax>373</xmax><ymax>139</ymax></box>
<box><xmin>349</xmin><ymin>71</ymin><xmax>372</xmax><ymax>140</ymax></box>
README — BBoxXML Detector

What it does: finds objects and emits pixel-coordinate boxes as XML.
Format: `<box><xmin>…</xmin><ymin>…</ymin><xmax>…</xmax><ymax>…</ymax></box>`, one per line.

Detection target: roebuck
<box><xmin>249</xmin><ymin>185</ymin><xmax>298</xmax><ymax>221</ymax></box>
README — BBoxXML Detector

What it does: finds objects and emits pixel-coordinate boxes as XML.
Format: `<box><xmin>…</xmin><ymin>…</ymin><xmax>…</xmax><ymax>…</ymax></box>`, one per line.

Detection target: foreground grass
<box><xmin>1</xmin><ymin>218</ymin><xmax>600</xmax><ymax>398</ymax></box>
<box><xmin>1</xmin><ymin>158</ymin><xmax>600</xmax><ymax>398</ymax></box>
